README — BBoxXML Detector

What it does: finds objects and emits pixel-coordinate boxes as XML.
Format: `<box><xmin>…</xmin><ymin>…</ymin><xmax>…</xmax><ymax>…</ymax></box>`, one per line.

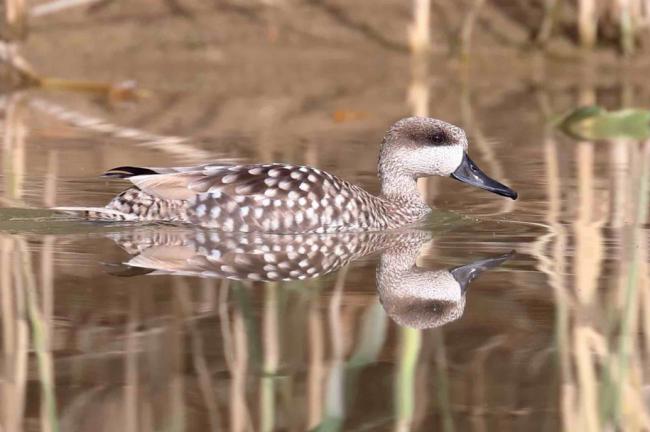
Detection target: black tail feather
<box><xmin>102</xmin><ymin>166</ymin><xmax>159</xmax><ymax>179</ymax></box>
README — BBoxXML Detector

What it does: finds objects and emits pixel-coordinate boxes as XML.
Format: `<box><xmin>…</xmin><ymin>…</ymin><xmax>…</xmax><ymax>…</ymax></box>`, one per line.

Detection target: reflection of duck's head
<box><xmin>378</xmin><ymin>269</ymin><xmax>467</xmax><ymax>330</ymax></box>
<box><xmin>376</xmin><ymin>241</ymin><xmax>513</xmax><ymax>330</ymax></box>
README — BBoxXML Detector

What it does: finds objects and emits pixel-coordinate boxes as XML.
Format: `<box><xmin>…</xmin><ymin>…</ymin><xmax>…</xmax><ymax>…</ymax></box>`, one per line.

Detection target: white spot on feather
<box><xmin>284</xmin><ymin>214</ymin><xmax>293</xmax><ymax>228</ymax></box>
<box><xmin>222</xmin><ymin>174</ymin><xmax>238</xmax><ymax>184</ymax></box>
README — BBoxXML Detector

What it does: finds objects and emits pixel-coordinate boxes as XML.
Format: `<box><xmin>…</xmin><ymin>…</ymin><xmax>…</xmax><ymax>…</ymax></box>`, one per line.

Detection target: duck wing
<box><xmin>104</xmin><ymin>163</ymin><xmax>375</xmax><ymax>232</ymax></box>
<box><xmin>105</xmin><ymin>163</ymin><xmax>347</xmax><ymax>201</ymax></box>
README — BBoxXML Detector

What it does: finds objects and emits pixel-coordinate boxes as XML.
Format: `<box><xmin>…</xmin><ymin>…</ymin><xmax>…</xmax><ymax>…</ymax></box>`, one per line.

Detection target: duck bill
<box><xmin>450</xmin><ymin>153</ymin><xmax>518</xmax><ymax>200</ymax></box>
<box><xmin>450</xmin><ymin>251</ymin><xmax>514</xmax><ymax>293</ymax></box>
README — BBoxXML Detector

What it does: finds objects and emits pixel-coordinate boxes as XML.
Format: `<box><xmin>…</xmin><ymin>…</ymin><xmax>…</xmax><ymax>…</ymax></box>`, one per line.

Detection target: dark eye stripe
<box><xmin>404</xmin><ymin>127</ymin><xmax>454</xmax><ymax>146</ymax></box>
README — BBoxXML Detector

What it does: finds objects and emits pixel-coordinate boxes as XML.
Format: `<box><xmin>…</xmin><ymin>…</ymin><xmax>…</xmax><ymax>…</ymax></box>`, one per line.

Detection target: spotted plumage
<box><xmin>109</xmin><ymin>227</ymin><xmax>431</xmax><ymax>281</ymax></box>
<box><xmin>56</xmin><ymin>117</ymin><xmax>517</xmax><ymax>232</ymax></box>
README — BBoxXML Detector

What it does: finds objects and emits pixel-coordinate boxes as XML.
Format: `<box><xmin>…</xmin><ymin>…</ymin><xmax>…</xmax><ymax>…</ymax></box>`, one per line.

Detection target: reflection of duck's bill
<box><xmin>450</xmin><ymin>250</ymin><xmax>515</xmax><ymax>293</ymax></box>
<box><xmin>450</xmin><ymin>153</ymin><xmax>518</xmax><ymax>200</ymax></box>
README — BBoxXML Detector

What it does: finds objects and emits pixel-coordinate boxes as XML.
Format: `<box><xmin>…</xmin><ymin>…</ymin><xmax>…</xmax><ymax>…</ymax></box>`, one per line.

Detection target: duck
<box><xmin>106</xmin><ymin>226</ymin><xmax>513</xmax><ymax>329</ymax></box>
<box><xmin>56</xmin><ymin>117</ymin><xmax>517</xmax><ymax>233</ymax></box>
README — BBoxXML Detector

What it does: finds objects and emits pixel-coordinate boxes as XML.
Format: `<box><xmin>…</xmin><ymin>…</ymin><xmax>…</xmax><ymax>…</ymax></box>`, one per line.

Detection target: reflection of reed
<box><xmin>431</xmin><ymin>332</ymin><xmax>453</xmax><ymax>432</ymax></box>
<box><xmin>260</xmin><ymin>283</ymin><xmax>279</xmax><ymax>432</ymax></box>
<box><xmin>0</xmin><ymin>94</ymin><xmax>32</xmax><ymax>430</ymax></box>
<box><xmin>125</xmin><ymin>287</ymin><xmax>140</xmax><ymax>432</ymax></box>
<box><xmin>0</xmin><ymin>236</ymin><xmax>59</xmax><ymax>431</ymax></box>
<box><xmin>29</xmin><ymin>98</ymin><xmax>215</xmax><ymax>162</ymax></box>
<box><xmin>1</xmin><ymin>93</ymin><xmax>26</xmax><ymax>205</ymax></box>
<box><xmin>394</xmin><ymin>327</ymin><xmax>421</xmax><ymax>432</ymax></box>
<box><xmin>530</xmin><ymin>83</ymin><xmax>650</xmax><ymax>430</ymax></box>
<box><xmin>532</xmin><ymin>92</ymin><xmax>574</xmax><ymax>430</ymax></box>
<box><xmin>460</xmin><ymin>79</ymin><xmax>515</xmax><ymax>215</ymax></box>
<box><xmin>0</xmin><ymin>237</ymin><xmax>28</xmax><ymax>432</ymax></box>
<box><xmin>323</xmin><ymin>266</ymin><xmax>348</xmax><ymax>428</ymax></box>
<box><xmin>307</xmin><ymin>285</ymin><xmax>325</xmax><ymax>428</ymax></box>
<box><xmin>174</xmin><ymin>278</ymin><xmax>223</xmax><ymax>431</ymax></box>
<box><xmin>231</xmin><ymin>288</ymin><xmax>252</xmax><ymax>432</ymax></box>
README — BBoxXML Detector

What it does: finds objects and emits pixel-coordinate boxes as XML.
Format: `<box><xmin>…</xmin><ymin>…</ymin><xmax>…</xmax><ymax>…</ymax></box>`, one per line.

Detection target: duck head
<box><xmin>378</xmin><ymin>117</ymin><xmax>518</xmax><ymax>200</ymax></box>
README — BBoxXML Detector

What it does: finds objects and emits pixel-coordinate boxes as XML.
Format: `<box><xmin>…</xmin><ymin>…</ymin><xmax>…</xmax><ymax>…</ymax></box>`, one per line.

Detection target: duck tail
<box><xmin>52</xmin><ymin>206</ymin><xmax>139</xmax><ymax>221</ymax></box>
<box><xmin>102</xmin><ymin>166</ymin><xmax>159</xmax><ymax>179</ymax></box>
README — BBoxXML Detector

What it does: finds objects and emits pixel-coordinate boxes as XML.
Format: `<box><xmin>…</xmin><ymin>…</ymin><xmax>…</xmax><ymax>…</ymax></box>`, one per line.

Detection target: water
<box><xmin>1</xmin><ymin>38</ymin><xmax>649</xmax><ymax>432</ymax></box>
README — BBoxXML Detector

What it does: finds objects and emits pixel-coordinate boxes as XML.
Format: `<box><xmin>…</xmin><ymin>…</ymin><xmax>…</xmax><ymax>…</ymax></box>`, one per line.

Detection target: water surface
<box><xmin>1</xmin><ymin>48</ymin><xmax>649</xmax><ymax>432</ymax></box>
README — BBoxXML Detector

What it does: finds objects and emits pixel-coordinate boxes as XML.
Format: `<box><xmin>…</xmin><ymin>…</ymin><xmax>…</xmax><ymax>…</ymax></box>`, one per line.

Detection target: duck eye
<box><xmin>429</xmin><ymin>132</ymin><xmax>447</xmax><ymax>145</ymax></box>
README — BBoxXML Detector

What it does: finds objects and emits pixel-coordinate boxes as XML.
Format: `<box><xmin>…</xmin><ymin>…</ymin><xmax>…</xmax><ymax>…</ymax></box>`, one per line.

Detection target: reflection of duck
<box><xmin>376</xmin><ymin>240</ymin><xmax>512</xmax><ymax>329</ymax></box>
<box><xmin>107</xmin><ymin>227</ymin><xmax>512</xmax><ymax>329</ymax></box>
<box><xmin>57</xmin><ymin>117</ymin><xmax>517</xmax><ymax>232</ymax></box>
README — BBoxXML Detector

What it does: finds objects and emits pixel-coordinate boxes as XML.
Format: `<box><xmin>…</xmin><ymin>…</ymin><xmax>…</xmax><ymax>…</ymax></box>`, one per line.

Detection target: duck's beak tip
<box><xmin>451</xmin><ymin>153</ymin><xmax>518</xmax><ymax>201</ymax></box>
<box><xmin>450</xmin><ymin>250</ymin><xmax>514</xmax><ymax>293</ymax></box>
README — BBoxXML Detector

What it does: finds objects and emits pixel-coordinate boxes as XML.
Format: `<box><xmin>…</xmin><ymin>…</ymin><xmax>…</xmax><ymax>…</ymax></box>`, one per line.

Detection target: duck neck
<box><xmin>378</xmin><ymin>170</ymin><xmax>428</xmax><ymax>209</ymax></box>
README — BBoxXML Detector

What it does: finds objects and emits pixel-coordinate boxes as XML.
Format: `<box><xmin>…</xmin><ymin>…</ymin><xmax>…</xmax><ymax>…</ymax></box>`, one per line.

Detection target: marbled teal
<box><xmin>56</xmin><ymin>117</ymin><xmax>517</xmax><ymax>233</ymax></box>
